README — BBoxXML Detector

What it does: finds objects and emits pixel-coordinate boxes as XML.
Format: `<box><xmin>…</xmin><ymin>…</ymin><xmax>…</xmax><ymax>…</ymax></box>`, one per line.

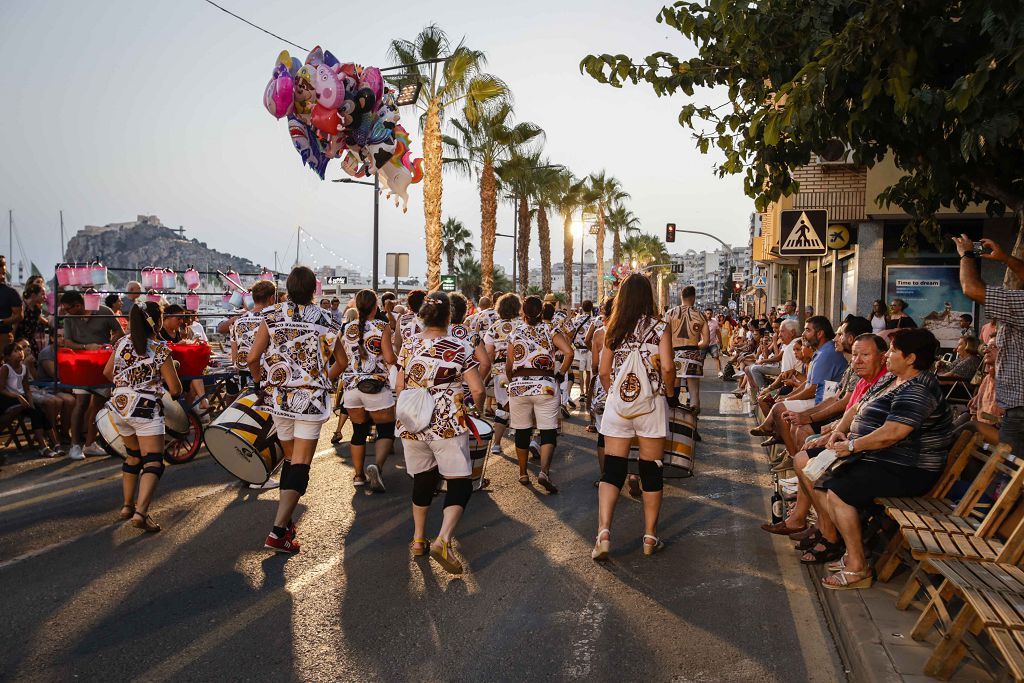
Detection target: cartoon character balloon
<box><xmin>265</xmin><ymin>45</ymin><xmax>424</xmax><ymax>208</ymax></box>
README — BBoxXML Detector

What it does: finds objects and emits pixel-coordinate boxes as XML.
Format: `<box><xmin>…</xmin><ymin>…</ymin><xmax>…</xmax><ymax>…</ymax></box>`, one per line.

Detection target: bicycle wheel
<box><xmin>164</xmin><ymin>409</ymin><xmax>203</xmax><ymax>464</ymax></box>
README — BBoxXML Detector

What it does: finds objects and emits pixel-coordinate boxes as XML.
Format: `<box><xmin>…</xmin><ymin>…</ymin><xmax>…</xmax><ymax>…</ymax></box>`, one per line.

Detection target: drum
<box><xmin>162</xmin><ymin>394</ymin><xmax>189</xmax><ymax>436</ymax></box>
<box><xmin>95</xmin><ymin>406</ymin><xmax>128</xmax><ymax>458</ymax></box>
<box><xmin>203</xmin><ymin>390</ymin><xmax>284</xmax><ymax>484</ymax></box>
<box><xmin>627</xmin><ymin>405</ymin><xmax>696</xmax><ymax>479</ymax></box>
<box><xmin>467</xmin><ymin>416</ymin><xmax>493</xmax><ymax>491</ymax></box>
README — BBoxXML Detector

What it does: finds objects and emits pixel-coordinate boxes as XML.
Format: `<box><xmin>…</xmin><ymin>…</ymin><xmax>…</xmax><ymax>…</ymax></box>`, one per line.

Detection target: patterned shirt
<box><xmin>945</xmin><ymin>354</ymin><xmax>982</xmax><ymax>381</ymax></box>
<box><xmin>448</xmin><ymin>322</ymin><xmax>481</xmax><ymax>348</ymax></box>
<box><xmin>108</xmin><ymin>336</ymin><xmax>172</xmax><ymax>419</ymax></box>
<box><xmin>484</xmin><ymin>318</ymin><xmax>520</xmax><ymax>364</ymax></box>
<box><xmin>983</xmin><ymin>285</ymin><xmax>1023</xmax><ymax>409</ymax></box>
<box><xmin>340</xmin><ymin>318</ymin><xmax>390</xmax><ymax>391</ymax></box>
<box><xmin>608</xmin><ymin>316</ymin><xmax>669</xmax><ymax>396</ymax></box>
<box><xmin>398</xmin><ymin>335</ymin><xmax>478</xmax><ymax>441</ymax></box>
<box><xmin>851</xmin><ymin>371</ymin><xmax>952</xmax><ymax>471</ymax></box>
<box><xmin>231</xmin><ymin>311</ymin><xmax>264</xmax><ymax>370</ymax></box>
<box><xmin>260</xmin><ymin>300</ymin><xmax>341</xmax><ymax>421</ymax></box>
<box><xmin>664</xmin><ymin>305</ymin><xmax>707</xmax><ymax>348</ymax></box>
<box><xmin>472</xmin><ymin>308</ymin><xmax>498</xmax><ymax>338</ymax></box>
<box><xmin>397</xmin><ymin>312</ymin><xmax>423</xmax><ymax>346</ymax></box>
<box><xmin>507</xmin><ymin>323</ymin><xmax>558</xmax><ymax>398</ymax></box>
<box><xmin>569</xmin><ymin>313</ymin><xmax>595</xmax><ymax>349</ymax></box>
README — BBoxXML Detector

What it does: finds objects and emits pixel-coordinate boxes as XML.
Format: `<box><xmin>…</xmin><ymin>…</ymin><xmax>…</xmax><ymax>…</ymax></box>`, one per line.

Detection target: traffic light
<box><xmin>733</xmin><ymin>281</ymin><xmax>743</xmax><ymax>293</ymax></box>
<box><xmin>666</xmin><ymin>222</ymin><xmax>676</xmax><ymax>243</ymax></box>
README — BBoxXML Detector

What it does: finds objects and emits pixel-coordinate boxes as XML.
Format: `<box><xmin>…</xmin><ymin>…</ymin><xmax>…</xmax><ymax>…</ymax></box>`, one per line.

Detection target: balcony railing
<box><xmin>792</xmin><ymin>190</ymin><xmax>866</xmax><ymax>222</ymax></box>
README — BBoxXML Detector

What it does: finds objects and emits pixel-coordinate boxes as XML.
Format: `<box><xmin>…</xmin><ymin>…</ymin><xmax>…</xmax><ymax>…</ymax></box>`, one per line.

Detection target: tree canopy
<box><xmin>580</xmin><ymin>0</ymin><xmax>1024</xmax><ymax>263</ymax></box>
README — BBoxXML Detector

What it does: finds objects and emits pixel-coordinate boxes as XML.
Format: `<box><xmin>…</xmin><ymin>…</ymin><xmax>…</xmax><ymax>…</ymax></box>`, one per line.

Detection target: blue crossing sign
<box><xmin>753</xmin><ymin>274</ymin><xmax>768</xmax><ymax>289</ymax></box>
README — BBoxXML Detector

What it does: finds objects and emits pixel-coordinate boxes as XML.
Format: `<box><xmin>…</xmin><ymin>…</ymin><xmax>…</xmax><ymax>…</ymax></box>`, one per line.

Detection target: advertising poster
<box><xmin>884</xmin><ymin>265</ymin><xmax>976</xmax><ymax>348</ymax></box>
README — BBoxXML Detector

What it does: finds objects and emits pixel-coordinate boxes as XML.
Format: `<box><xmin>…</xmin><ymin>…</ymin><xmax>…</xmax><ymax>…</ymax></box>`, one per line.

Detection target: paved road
<box><xmin>0</xmin><ymin>379</ymin><xmax>843</xmax><ymax>682</ymax></box>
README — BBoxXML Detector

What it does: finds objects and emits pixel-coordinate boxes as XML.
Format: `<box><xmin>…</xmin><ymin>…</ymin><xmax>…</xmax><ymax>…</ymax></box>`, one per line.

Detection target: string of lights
<box><xmin>298</xmin><ymin>227</ymin><xmax>363</xmax><ymax>272</ymax></box>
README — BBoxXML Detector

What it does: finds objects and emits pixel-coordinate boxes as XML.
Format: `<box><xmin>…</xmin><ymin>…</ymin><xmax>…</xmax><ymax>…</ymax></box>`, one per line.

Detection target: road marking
<box><xmin>565</xmin><ymin>584</ymin><xmax>608</xmax><ymax>678</ymax></box>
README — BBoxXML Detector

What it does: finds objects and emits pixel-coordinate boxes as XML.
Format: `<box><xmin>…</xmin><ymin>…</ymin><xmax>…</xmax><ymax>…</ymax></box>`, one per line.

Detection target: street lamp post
<box><xmin>333</xmin><ymin>176</ymin><xmax>379</xmax><ymax>290</ymax></box>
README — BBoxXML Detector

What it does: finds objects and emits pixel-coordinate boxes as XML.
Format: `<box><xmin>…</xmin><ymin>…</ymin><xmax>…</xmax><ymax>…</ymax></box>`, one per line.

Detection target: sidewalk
<box><xmin>728</xmin><ymin>388</ymin><xmax>994</xmax><ymax>682</ymax></box>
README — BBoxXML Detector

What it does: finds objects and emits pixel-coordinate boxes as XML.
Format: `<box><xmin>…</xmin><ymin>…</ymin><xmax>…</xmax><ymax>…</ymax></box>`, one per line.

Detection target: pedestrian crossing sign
<box><xmin>779</xmin><ymin>209</ymin><xmax>828</xmax><ymax>256</ymax></box>
<box><xmin>753</xmin><ymin>274</ymin><xmax>767</xmax><ymax>289</ymax></box>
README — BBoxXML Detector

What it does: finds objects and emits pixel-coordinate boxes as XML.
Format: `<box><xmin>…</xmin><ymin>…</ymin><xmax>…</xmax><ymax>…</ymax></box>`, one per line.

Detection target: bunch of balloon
<box><xmin>263</xmin><ymin>47</ymin><xmax>424</xmax><ymax>212</ymax></box>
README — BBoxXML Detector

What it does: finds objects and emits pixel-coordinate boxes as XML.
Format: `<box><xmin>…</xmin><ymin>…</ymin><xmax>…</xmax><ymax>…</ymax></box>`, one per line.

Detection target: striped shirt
<box><xmin>851</xmin><ymin>371</ymin><xmax>952</xmax><ymax>471</ymax></box>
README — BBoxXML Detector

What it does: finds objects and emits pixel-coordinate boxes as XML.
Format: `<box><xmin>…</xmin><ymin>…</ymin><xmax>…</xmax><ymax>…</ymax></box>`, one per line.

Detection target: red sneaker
<box><xmin>285</xmin><ymin>521</ymin><xmax>298</xmax><ymax>541</ymax></box>
<box><xmin>264</xmin><ymin>533</ymin><xmax>301</xmax><ymax>554</ymax></box>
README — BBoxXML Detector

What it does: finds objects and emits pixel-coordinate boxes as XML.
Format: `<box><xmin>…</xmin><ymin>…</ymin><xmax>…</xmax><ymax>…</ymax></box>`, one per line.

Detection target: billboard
<box><xmin>884</xmin><ymin>264</ymin><xmax>975</xmax><ymax>348</ymax></box>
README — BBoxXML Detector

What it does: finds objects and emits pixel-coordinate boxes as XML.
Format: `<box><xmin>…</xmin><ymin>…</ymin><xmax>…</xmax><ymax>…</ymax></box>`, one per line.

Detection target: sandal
<box><xmin>429</xmin><ymin>538</ymin><xmax>463</xmax><ymax>575</ymax></box>
<box><xmin>822</xmin><ymin>568</ymin><xmax>873</xmax><ymax>590</ymax></box>
<box><xmin>353</xmin><ymin>475</ymin><xmax>366</xmax><ymax>487</ymax></box>
<box><xmin>131</xmin><ymin>512</ymin><xmax>161</xmax><ymax>533</ymax></box>
<box><xmin>825</xmin><ymin>554</ymin><xmax>848</xmax><ymax>572</ymax></box>
<box><xmin>800</xmin><ymin>537</ymin><xmax>844</xmax><ymax>564</ymax></box>
<box><xmin>749</xmin><ymin>426</ymin><xmax>772</xmax><ymax>437</ymax></box>
<box><xmin>518</xmin><ymin>475</ymin><xmax>530</xmax><ymax>486</ymax></box>
<box><xmin>330</xmin><ymin>433</ymin><xmax>344</xmax><ymax>444</ymax></box>
<box><xmin>410</xmin><ymin>537</ymin><xmax>429</xmax><ymax>557</ymax></box>
<box><xmin>642</xmin><ymin>534</ymin><xmax>665</xmax><ymax>556</ymax></box>
<box><xmin>794</xmin><ymin>529</ymin><xmax>823</xmax><ymax>552</ymax></box>
<box><xmin>119</xmin><ymin>504</ymin><xmax>135</xmax><ymax>520</ymax></box>
<box><xmin>591</xmin><ymin>528</ymin><xmax>610</xmax><ymax>561</ymax></box>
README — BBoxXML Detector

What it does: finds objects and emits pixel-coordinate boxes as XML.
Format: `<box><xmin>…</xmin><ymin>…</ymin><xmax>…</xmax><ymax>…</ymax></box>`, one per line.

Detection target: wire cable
<box><xmin>201</xmin><ymin>0</ymin><xmax>308</xmax><ymax>52</ymax></box>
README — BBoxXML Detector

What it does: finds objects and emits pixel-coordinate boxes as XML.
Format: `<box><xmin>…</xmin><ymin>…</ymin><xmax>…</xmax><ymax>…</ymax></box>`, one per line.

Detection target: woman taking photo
<box><xmin>506</xmin><ymin>295</ymin><xmax>574</xmax><ymax>493</ymax></box>
<box><xmin>593</xmin><ymin>274</ymin><xmax>675</xmax><ymax>560</ymax></box>
<box><xmin>336</xmin><ymin>289</ymin><xmax>397</xmax><ymax>492</ymax></box>
<box><xmin>869</xmin><ymin>299</ymin><xmax>889</xmax><ymax>334</ymax></box>
<box><xmin>395</xmin><ymin>293</ymin><xmax>486</xmax><ymax>574</ymax></box>
<box><xmin>483</xmin><ymin>293</ymin><xmax>522</xmax><ymax>454</ymax></box>
<box><xmin>102</xmin><ymin>301</ymin><xmax>183</xmax><ymax>532</ymax></box>
<box><xmin>248</xmin><ymin>266</ymin><xmax>344</xmax><ymax>554</ymax></box>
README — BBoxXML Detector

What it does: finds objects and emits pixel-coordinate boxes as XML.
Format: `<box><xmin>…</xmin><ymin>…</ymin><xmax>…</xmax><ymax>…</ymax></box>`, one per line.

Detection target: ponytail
<box><xmin>129</xmin><ymin>301</ymin><xmax>162</xmax><ymax>355</ymax></box>
<box><xmin>354</xmin><ymin>289</ymin><xmax>377</xmax><ymax>360</ymax></box>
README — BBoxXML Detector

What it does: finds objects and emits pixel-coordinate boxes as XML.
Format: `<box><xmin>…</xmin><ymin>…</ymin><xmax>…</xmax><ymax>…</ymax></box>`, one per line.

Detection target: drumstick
<box><xmin>217</xmin><ymin>270</ymin><xmax>249</xmax><ymax>293</ymax></box>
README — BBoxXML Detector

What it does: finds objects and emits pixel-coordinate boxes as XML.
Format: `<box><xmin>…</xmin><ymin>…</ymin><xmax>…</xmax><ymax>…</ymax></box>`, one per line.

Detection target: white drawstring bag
<box><xmin>606</xmin><ymin>321</ymin><xmax>656</xmax><ymax>419</ymax></box>
<box><xmin>396</xmin><ymin>387</ymin><xmax>435</xmax><ymax>434</ymax></box>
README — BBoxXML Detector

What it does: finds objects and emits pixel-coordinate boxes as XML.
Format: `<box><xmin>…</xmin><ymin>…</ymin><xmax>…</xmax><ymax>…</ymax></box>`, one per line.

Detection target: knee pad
<box><xmin>443</xmin><ymin>477</ymin><xmax>473</xmax><ymax>510</ymax></box>
<box><xmin>637</xmin><ymin>459</ymin><xmax>664</xmax><ymax>492</ymax></box>
<box><xmin>597</xmin><ymin>434</ymin><xmax>605</xmax><ymax>449</ymax></box>
<box><xmin>350</xmin><ymin>421</ymin><xmax>372</xmax><ymax>446</ymax></box>
<box><xmin>374</xmin><ymin>421</ymin><xmax>395</xmax><ymax>440</ymax></box>
<box><xmin>281</xmin><ymin>463</ymin><xmax>310</xmax><ymax>495</ymax></box>
<box><xmin>539</xmin><ymin>428</ymin><xmax>558</xmax><ymax>446</ymax></box>
<box><xmin>601</xmin><ymin>455</ymin><xmax>628</xmax><ymax>489</ymax></box>
<box><xmin>412</xmin><ymin>468</ymin><xmax>439</xmax><ymax>506</ymax></box>
<box><xmin>122</xmin><ymin>448</ymin><xmax>142</xmax><ymax>475</ymax></box>
<box><xmin>494</xmin><ymin>410</ymin><xmax>509</xmax><ymax>426</ymax></box>
<box><xmin>514</xmin><ymin>429</ymin><xmax>532</xmax><ymax>449</ymax></box>
<box><xmin>141</xmin><ymin>452</ymin><xmax>165</xmax><ymax>479</ymax></box>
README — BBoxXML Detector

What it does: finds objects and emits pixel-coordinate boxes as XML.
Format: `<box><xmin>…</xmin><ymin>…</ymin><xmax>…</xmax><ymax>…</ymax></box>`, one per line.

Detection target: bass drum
<box><xmin>203</xmin><ymin>390</ymin><xmax>283</xmax><ymax>484</ymax></box>
<box><xmin>95</xmin><ymin>406</ymin><xmax>128</xmax><ymax>459</ymax></box>
<box><xmin>626</xmin><ymin>405</ymin><xmax>696</xmax><ymax>479</ymax></box>
<box><xmin>434</xmin><ymin>416</ymin><xmax>493</xmax><ymax>492</ymax></box>
<box><xmin>163</xmin><ymin>394</ymin><xmax>189</xmax><ymax>436</ymax></box>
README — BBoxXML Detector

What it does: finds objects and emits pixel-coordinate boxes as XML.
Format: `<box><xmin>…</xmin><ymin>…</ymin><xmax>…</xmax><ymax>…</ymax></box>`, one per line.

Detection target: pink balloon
<box><xmin>263</xmin><ymin>64</ymin><xmax>294</xmax><ymax>119</ymax></box>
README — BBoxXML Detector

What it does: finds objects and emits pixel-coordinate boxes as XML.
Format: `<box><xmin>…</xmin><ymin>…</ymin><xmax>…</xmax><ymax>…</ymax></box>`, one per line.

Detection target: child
<box><xmin>0</xmin><ymin>342</ymin><xmax>61</xmax><ymax>457</ymax></box>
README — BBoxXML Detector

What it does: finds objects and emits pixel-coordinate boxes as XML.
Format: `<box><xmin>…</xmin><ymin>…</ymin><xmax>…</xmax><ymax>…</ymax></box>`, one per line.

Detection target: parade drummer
<box><xmin>230</xmin><ymin>279</ymin><xmax>277</xmax><ymax>378</ymax></box>
<box><xmin>393</xmin><ymin>288</ymin><xmax>426</xmax><ymax>356</ymax></box>
<box><xmin>589</xmin><ymin>298</ymin><xmax>614</xmax><ymax>481</ymax></box>
<box><xmin>569</xmin><ymin>300</ymin><xmax>597</xmax><ymax>413</ymax></box>
<box><xmin>483</xmin><ymin>293</ymin><xmax>522</xmax><ymax>454</ymax></box>
<box><xmin>336</xmin><ymin>289</ymin><xmax>397</xmax><ymax>492</ymax></box>
<box><xmin>448</xmin><ymin>292</ymin><xmax>491</xmax><ymax>406</ymax></box>
<box><xmin>247</xmin><ymin>266</ymin><xmax>344</xmax><ymax>554</ymax></box>
<box><xmin>593</xmin><ymin>274</ymin><xmax>675</xmax><ymax>560</ymax></box>
<box><xmin>665</xmin><ymin>285</ymin><xmax>709</xmax><ymax>414</ymax></box>
<box><xmin>507</xmin><ymin>295</ymin><xmax>574</xmax><ymax>493</ymax></box>
<box><xmin>102</xmin><ymin>301</ymin><xmax>183</xmax><ymax>533</ymax></box>
<box><xmin>395</xmin><ymin>292</ymin><xmax>486</xmax><ymax>574</ymax></box>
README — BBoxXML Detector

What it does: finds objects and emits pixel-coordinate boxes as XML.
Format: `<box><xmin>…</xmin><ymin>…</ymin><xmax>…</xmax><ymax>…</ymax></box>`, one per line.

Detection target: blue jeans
<box><xmin>1000</xmin><ymin>406</ymin><xmax>1024</xmax><ymax>458</ymax></box>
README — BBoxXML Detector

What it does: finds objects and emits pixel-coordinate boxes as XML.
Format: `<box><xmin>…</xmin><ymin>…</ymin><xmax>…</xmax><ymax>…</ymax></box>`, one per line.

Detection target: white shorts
<box><xmin>782</xmin><ymin>399</ymin><xmax>817</xmax><ymax>413</ymax></box>
<box><xmin>402</xmin><ymin>432</ymin><xmax>472</xmax><ymax>478</ymax></box>
<box><xmin>343</xmin><ymin>387</ymin><xmax>396</xmax><ymax>412</ymax></box>
<box><xmin>110</xmin><ymin>412</ymin><xmax>165</xmax><ymax>438</ymax></box>
<box><xmin>573</xmin><ymin>350</ymin><xmax>592</xmax><ymax>372</ymax></box>
<box><xmin>74</xmin><ymin>387</ymin><xmax>111</xmax><ymax>398</ymax></box>
<box><xmin>272</xmin><ymin>415</ymin><xmax>326</xmax><ymax>441</ymax></box>
<box><xmin>509</xmin><ymin>393</ymin><xmax>560</xmax><ymax>430</ymax></box>
<box><xmin>600</xmin><ymin>395</ymin><xmax>668</xmax><ymax>439</ymax></box>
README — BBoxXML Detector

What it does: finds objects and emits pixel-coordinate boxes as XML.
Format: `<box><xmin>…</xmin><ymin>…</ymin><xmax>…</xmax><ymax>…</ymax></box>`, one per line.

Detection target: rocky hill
<box><xmin>65</xmin><ymin>215</ymin><xmax>263</xmax><ymax>283</ymax></box>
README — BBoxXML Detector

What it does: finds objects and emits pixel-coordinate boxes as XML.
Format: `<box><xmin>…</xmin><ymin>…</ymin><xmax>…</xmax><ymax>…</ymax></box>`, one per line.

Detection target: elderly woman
<box><xmin>938</xmin><ymin>334</ymin><xmax>982</xmax><ymax>382</ymax></box>
<box><xmin>809</xmin><ymin>328</ymin><xmax>952</xmax><ymax>590</ymax></box>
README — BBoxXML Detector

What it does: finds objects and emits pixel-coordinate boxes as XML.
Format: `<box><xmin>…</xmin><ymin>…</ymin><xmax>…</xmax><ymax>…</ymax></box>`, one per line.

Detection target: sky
<box><xmin>0</xmin><ymin>0</ymin><xmax>753</xmax><ymax>282</ymax></box>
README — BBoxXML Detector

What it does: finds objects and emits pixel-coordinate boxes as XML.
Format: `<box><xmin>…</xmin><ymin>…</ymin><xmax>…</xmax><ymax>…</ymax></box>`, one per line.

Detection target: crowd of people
<box><xmin>742</xmin><ymin>234</ymin><xmax>1023</xmax><ymax>591</ymax></box>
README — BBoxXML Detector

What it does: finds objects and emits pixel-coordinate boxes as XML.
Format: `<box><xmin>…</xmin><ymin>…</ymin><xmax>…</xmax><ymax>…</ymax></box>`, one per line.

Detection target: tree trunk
<box><xmin>596</xmin><ymin>205</ymin><xmax>606</xmax><ymax>301</ymax></box>
<box><xmin>480</xmin><ymin>160</ymin><xmax>497</xmax><ymax>299</ymax></box>
<box><xmin>446</xmin><ymin>249</ymin><xmax>455</xmax><ymax>274</ymax></box>
<box><xmin>538</xmin><ymin>203</ymin><xmax>552</xmax><ymax>294</ymax></box>
<box><xmin>423</xmin><ymin>101</ymin><xmax>443</xmax><ymax>291</ymax></box>
<box><xmin>612</xmin><ymin>229</ymin><xmax>622</xmax><ymax>266</ymax></box>
<box><xmin>562</xmin><ymin>210</ymin><xmax>574</xmax><ymax>306</ymax></box>
<box><xmin>517</xmin><ymin>195</ymin><xmax>530</xmax><ymax>295</ymax></box>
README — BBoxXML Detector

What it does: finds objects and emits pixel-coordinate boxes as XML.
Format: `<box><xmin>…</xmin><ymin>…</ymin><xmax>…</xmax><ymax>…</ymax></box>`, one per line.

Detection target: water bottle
<box><xmin>770</xmin><ymin>490</ymin><xmax>784</xmax><ymax>525</ymax></box>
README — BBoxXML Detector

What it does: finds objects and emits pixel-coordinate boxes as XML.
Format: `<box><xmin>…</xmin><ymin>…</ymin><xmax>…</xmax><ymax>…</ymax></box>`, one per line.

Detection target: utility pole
<box><xmin>59</xmin><ymin>210</ymin><xmax>65</xmax><ymax>260</ymax></box>
<box><xmin>274</xmin><ymin>250</ymin><xmax>278</xmax><ymax>273</ymax></box>
<box><xmin>295</xmin><ymin>226</ymin><xmax>301</xmax><ymax>266</ymax></box>
<box><xmin>372</xmin><ymin>174</ymin><xmax>380</xmax><ymax>290</ymax></box>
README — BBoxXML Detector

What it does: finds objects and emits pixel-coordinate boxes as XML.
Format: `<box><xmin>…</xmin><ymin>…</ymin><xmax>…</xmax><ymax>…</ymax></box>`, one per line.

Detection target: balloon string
<box><xmin>201</xmin><ymin>0</ymin><xmax>308</xmax><ymax>52</ymax></box>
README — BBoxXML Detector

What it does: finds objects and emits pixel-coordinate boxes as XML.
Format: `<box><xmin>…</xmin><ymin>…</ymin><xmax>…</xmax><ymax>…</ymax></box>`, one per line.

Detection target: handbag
<box><xmin>356</xmin><ymin>378</ymin><xmax>387</xmax><ymax>394</ymax></box>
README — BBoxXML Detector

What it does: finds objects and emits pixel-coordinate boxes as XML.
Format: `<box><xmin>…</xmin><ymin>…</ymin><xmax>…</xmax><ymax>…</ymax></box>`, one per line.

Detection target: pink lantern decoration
<box><xmin>90</xmin><ymin>263</ymin><xmax>108</xmax><ymax>286</ymax></box>
<box><xmin>260</xmin><ymin>269</ymin><xmax>274</xmax><ymax>281</ymax></box>
<box><xmin>222</xmin><ymin>292</ymin><xmax>233</xmax><ymax>310</ymax></box>
<box><xmin>229</xmin><ymin>290</ymin><xmax>244</xmax><ymax>308</ymax></box>
<box><xmin>162</xmin><ymin>269</ymin><xmax>177</xmax><ymax>290</ymax></box>
<box><xmin>224</xmin><ymin>270</ymin><xmax>242</xmax><ymax>291</ymax></box>
<box><xmin>146</xmin><ymin>292</ymin><xmax>163</xmax><ymax>304</ymax></box>
<box><xmin>183</xmin><ymin>267</ymin><xmax>201</xmax><ymax>289</ymax></box>
<box><xmin>315</xmin><ymin>278</ymin><xmax>323</xmax><ymax>297</ymax></box>
<box><xmin>185</xmin><ymin>292</ymin><xmax>201</xmax><ymax>310</ymax></box>
<box><xmin>141</xmin><ymin>267</ymin><xmax>159</xmax><ymax>289</ymax></box>
<box><xmin>243</xmin><ymin>292</ymin><xmax>254</xmax><ymax>309</ymax></box>
<box><xmin>56</xmin><ymin>265</ymin><xmax>72</xmax><ymax>287</ymax></box>
<box><xmin>83</xmin><ymin>289</ymin><xmax>102</xmax><ymax>311</ymax></box>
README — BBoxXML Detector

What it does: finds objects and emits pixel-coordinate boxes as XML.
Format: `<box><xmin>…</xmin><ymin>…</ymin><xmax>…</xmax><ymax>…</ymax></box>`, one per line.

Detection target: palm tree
<box><xmin>445</xmin><ymin>102</ymin><xmax>543</xmax><ymax>298</ymax></box>
<box><xmin>492</xmin><ymin>265</ymin><xmax>513</xmax><ymax>294</ymax></box>
<box><xmin>389</xmin><ymin>25</ymin><xmax>508</xmax><ymax>290</ymax></box>
<box><xmin>606</xmin><ymin>204</ymin><xmax>641</xmax><ymax>265</ymax></box>
<box><xmin>496</xmin><ymin>151</ymin><xmax>543</xmax><ymax>295</ymax></box>
<box><xmin>441</xmin><ymin>217</ymin><xmax>474</xmax><ymax>273</ymax></box>
<box><xmin>455</xmin><ymin>255</ymin><xmax>482</xmax><ymax>299</ymax></box>
<box><xmin>533</xmin><ymin>166</ymin><xmax>564</xmax><ymax>294</ymax></box>
<box><xmin>552</xmin><ymin>172</ymin><xmax>587</xmax><ymax>306</ymax></box>
<box><xmin>586</xmin><ymin>172</ymin><xmax>629</xmax><ymax>301</ymax></box>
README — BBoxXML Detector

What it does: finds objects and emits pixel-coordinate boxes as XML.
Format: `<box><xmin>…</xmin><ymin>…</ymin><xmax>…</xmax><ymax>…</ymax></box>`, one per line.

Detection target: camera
<box><xmin>973</xmin><ymin>241</ymin><xmax>990</xmax><ymax>256</ymax></box>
